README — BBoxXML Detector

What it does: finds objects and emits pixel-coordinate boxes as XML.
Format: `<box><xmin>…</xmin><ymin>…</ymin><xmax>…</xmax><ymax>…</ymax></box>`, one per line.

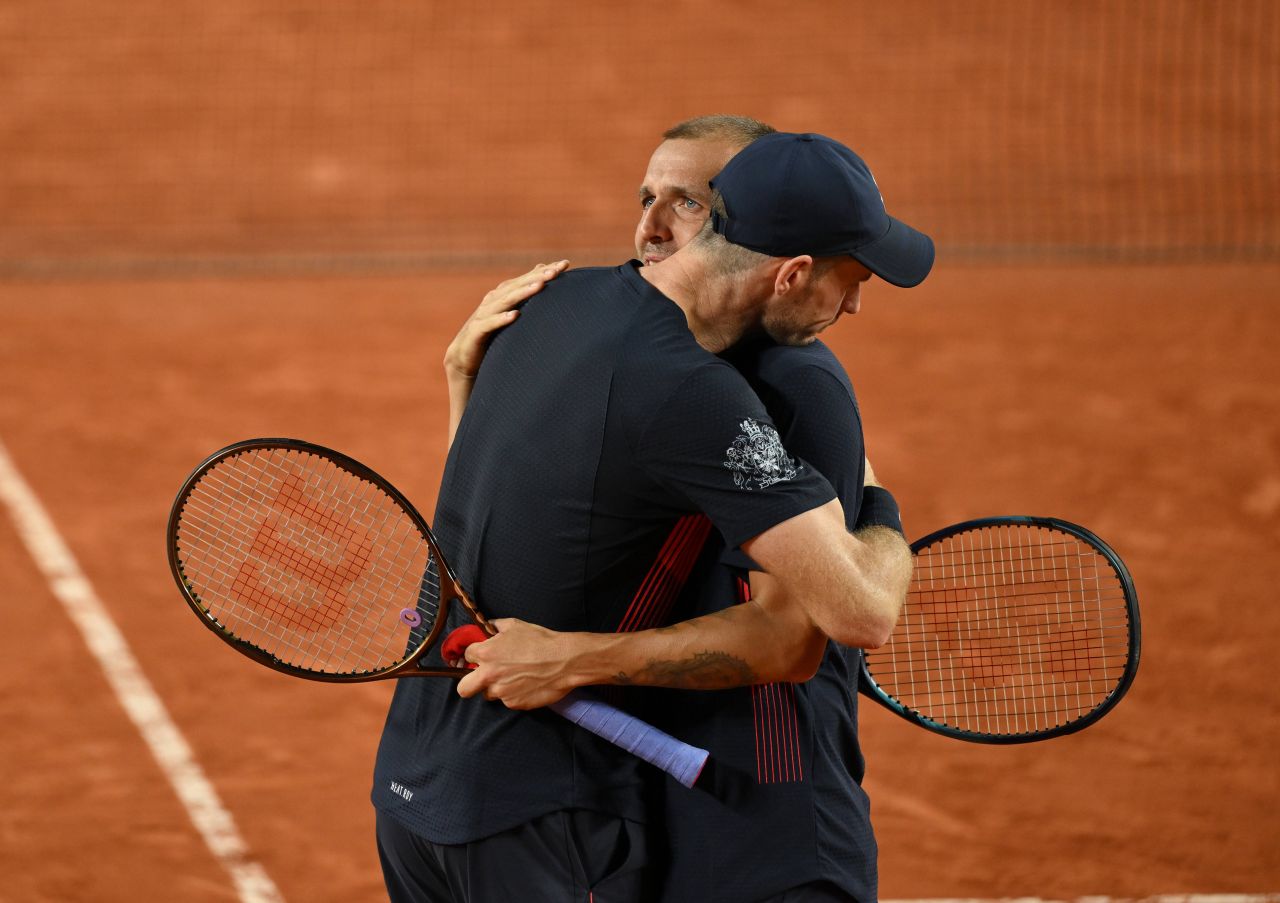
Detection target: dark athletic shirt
<box><xmin>648</xmin><ymin>337</ymin><xmax>878</xmax><ymax>902</ymax></box>
<box><xmin>371</xmin><ymin>262</ymin><xmax>836</xmax><ymax>844</ymax></box>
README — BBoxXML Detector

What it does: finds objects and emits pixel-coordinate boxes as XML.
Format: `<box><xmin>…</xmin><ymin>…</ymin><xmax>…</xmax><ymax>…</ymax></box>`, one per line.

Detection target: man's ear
<box><xmin>773</xmin><ymin>256</ymin><xmax>815</xmax><ymax>296</ymax></box>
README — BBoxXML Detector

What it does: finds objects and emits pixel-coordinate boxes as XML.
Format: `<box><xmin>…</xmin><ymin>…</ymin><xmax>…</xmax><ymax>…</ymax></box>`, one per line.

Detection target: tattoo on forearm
<box><xmin>615</xmin><ymin>651</ymin><xmax>756</xmax><ymax>689</ymax></box>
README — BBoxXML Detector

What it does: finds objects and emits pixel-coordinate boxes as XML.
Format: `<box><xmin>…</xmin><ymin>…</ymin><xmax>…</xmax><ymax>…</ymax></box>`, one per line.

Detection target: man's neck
<box><xmin>639</xmin><ymin>251</ymin><xmax>756</xmax><ymax>354</ymax></box>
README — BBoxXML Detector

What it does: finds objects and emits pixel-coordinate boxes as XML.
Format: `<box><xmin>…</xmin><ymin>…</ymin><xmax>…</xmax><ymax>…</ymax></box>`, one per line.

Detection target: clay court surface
<box><xmin>1</xmin><ymin>1</ymin><xmax>1277</xmax><ymax>898</ymax></box>
<box><xmin>1</xmin><ymin>262</ymin><xmax>1278</xmax><ymax>901</ymax></box>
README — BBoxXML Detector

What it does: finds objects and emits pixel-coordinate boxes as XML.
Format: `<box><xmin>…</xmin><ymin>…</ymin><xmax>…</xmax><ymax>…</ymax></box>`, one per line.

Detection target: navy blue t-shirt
<box><xmin>371</xmin><ymin>263</ymin><xmax>837</xmax><ymax>844</ymax></box>
<box><xmin>647</xmin><ymin>337</ymin><xmax>878</xmax><ymax>902</ymax></box>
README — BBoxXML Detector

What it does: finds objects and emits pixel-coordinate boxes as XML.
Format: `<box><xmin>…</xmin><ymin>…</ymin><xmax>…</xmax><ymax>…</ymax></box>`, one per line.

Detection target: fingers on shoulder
<box><xmin>481</xmin><ymin>260</ymin><xmax>570</xmax><ymax>316</ymax></box>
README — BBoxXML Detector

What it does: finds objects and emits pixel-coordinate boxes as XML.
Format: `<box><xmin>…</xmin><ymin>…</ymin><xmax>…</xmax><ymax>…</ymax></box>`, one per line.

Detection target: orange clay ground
<box><xmin>1</xmin><ymin>262</ymin><xmax>1278</xmax><ymax>901</ymax></box>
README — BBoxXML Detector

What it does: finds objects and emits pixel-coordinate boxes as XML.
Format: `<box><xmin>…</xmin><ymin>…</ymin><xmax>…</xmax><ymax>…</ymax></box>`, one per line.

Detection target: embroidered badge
<box><xmin>724</xmin><ymin>419</ymin><xmax>800</xmax><ymax>490</ymax></box>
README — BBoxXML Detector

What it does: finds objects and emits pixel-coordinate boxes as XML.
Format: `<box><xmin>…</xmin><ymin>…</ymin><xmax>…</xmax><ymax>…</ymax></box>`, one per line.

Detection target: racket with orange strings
<box><xmin>860</xmin><ymin>516</ymin><xmax>1141</xmax><ymax>743</ymax></box>
<box><xmin>166</xmin><ymin>438</ymin><xmax>709</xmax><ymax>786</ymax></box>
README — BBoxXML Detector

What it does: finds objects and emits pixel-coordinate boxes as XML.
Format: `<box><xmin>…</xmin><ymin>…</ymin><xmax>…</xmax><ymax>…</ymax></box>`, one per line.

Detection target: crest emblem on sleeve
<box><xmin>724</xmin><ymin>419</ymin><xmax>800</xmax><ymax>491</ymax></box>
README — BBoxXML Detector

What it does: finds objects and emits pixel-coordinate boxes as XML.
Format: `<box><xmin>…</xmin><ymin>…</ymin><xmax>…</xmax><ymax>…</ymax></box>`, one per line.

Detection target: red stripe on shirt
<box><xmin>616</xmin><ymin>514</ymin><xmax>712</xmax><ymax>632</ymax></box>
<box><xmin>740</xmin><ymin>576</ymin><xmax>804</xmax><ymax>784</ymax></box>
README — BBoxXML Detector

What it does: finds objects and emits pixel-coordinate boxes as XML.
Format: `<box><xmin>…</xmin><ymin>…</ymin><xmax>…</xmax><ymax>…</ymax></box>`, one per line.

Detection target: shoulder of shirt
<box><xmin>525</xmin><ymin>263</ymin><xmax>647</xmax><ymax>298</ymax></box>
<box><xmin>729</xmin><ymin>340</ymin><xmax>856</xmax><ymax>405</ymax></box>
<box><xmin>752</xmin><ymin>339</ymin><xmax>850</xmax><ymax>379</ymax></box>
<box><xmin>604</xmin><ymin>264</ymin><xmax>732</xmax><ymax>368</ymax></box>
<box><xmin>512</xmin><ymin>263</ymin><xmax>675</xmax><ymax>341</ymax></box>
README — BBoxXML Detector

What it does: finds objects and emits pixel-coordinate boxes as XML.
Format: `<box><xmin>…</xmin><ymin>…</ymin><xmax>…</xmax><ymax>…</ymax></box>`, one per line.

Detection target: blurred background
<box><xmin>2</xmin><ymin>0</ymin><xmax>1275</xmax><ymax>272</ymax></box>
<box><xmin>1</xmin><ymin>2</ymin><xmax>1277</xmax><ymax>901</ymax></box>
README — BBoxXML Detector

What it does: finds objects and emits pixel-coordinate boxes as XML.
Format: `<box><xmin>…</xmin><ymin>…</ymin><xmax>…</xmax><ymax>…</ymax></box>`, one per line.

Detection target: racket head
<box><xmin>861</xmin><ymin>516</ymin><xmax>1141</xmax><ymax>743</ymax></box>
<box><xmin>167</xmin><ymin>438</ymin><xmax>476</xmax><ymax>682</ymax></box>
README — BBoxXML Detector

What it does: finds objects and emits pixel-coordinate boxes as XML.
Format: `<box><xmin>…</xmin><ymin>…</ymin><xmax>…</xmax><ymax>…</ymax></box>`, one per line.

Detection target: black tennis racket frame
<box><xmin>858</xmin><ymin>515</ymin><xmax>1142</xmax><ymax>744</ymax></box>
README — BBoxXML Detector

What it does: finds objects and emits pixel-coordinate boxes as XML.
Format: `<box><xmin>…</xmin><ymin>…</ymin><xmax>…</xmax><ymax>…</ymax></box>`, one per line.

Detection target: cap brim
<box><xmin>850</xmin><ymin>216</ymin><xmax>935</xmax><ymax>288</ymax></box>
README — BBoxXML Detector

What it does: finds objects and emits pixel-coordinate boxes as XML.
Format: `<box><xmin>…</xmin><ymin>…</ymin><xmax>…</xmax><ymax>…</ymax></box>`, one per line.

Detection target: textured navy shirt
<box><xmin>371</xmin><ymin>263</ymin><xmax>836</xmax><ymax>843</ymax></box>
<box><xmin>648</xmin><ymin>336</ymin><xmax>878</xmax><ymax>902</ymax></box>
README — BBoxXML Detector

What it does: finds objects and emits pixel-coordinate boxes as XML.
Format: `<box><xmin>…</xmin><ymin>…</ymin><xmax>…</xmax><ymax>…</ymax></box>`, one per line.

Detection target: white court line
<box><xmin>0</xmin><ymin>437</ymin><xmax>285</xmax><ymax>903</ymax></box>
<box><xmin>4</xmin><ymin>450</ymin><xmax>1270</xmax><ymax>903</ymax></box>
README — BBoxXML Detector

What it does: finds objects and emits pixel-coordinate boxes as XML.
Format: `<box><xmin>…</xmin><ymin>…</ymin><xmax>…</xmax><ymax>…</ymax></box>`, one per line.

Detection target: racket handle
<box><xmin>550</xmin><ymin>691</ymin><xmax>709</xmax><ymax>789</ymax></box>
<box><xmin>444</xmin><ymin>626</ymin><xmax>709</xmax><ymax>787</ymax></box>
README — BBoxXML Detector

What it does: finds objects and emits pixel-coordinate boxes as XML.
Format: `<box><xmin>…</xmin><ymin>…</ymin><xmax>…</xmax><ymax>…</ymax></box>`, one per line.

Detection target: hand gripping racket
<box><xmin>166</xmin><ymin>438</ymin><xmax>709</xmax><ymax>787</ymax></box>
<box><xmin>860</xmin><ymin>516</ymin><xmax>1141</xmax><ymax>743</ymax></box>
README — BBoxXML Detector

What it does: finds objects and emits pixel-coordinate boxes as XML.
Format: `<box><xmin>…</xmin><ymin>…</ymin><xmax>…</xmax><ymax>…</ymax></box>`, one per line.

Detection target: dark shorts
<box><xmin>376</xmin><ymin>808</ymin><xmax>655</xmax><ymax>903</ymax></box>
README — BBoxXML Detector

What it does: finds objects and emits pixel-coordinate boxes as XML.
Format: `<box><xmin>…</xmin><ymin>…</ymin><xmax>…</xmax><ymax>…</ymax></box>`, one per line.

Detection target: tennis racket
<box><xmin>166</xmin><ymin>438</ymin><xmax>709</xmax><ymax>787</ymax></box>
<box><xmin>859</xmin><ymin>516</ymin><xmax>1140</xmax><ymax>743</ymax></box>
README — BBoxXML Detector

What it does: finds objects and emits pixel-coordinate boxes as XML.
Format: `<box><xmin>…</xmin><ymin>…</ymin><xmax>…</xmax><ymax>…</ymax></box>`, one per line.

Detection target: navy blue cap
<box><xmin>709</xmin><ymin>132</ymin><xmax>934</xmax><ymax>288</ymax></box>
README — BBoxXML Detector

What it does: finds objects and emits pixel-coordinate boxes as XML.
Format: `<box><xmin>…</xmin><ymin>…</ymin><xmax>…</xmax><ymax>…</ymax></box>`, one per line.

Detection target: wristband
<box><xmin>856</xmin><ymin>485</ymin><xmax>904</xmax><ymax>536</ymax></box>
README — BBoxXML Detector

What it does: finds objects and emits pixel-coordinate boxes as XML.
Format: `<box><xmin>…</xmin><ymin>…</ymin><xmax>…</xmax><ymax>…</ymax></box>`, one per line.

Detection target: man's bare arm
<box><xmin>444</xmin><ymin>260</ymin><xmax>569</xmax><ymax>446</ymax></box>
<box><xmin>455</xmin><ymin>514</ymin><xmax>909</xmax><ymax>711</ymax></box>
<box><xmin>456</xmin><ymin>570</ymin><xmax>826</xmax><ymax>709</ymax></box>
<box><xmin>742</xmin><ymin>498</ymin><xmax>913</xmax><ymax>649</ymax></box>
<box><xmin>457</xmin><ymin>461</ymin><xmax>911</xmax><ymax>709</ymax></box>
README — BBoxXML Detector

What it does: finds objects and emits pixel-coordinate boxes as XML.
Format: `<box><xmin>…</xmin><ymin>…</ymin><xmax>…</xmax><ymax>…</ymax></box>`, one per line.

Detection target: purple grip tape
<box><xmin>549</xmin><ymin>691</ymin><xmax>709</xmax><ymax>788</ymax></box>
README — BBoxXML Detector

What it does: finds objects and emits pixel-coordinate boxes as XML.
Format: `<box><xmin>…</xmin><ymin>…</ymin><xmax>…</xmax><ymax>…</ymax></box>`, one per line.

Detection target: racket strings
<box><xmin>173</xmin><ymin>447</ymin><xmax>440</xmax><ymax>675</ymax></box>
<box><xmin>867</xmin><ymin>523</ymin><xmax>1132</xmax><ymax>737</ymax></box>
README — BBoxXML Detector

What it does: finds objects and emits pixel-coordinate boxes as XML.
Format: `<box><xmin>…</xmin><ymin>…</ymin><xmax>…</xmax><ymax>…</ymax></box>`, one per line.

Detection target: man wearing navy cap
<box><xmin>373</xmin><ymin>129</ymin><xmax>933</xmax><ymax>902</ymax></box>
<box><xmin>709</xmin><ymin>132</ymin><xmax>933</xmax><ymax>290</ymax></box>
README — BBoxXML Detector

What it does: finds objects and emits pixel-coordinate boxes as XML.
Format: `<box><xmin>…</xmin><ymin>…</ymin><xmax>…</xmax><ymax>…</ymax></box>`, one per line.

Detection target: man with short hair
<box><xmin>373</xmin><ymin>125</ymin><xmax>932</xmax><ymax>903</ymax></box>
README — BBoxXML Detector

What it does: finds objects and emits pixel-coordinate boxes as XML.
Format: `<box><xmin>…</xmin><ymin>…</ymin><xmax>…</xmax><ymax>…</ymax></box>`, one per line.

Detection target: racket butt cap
<box><xmin>442</xmin><ymin>624</ymin><xmax>488</xmax><ymax>668</ymax></box>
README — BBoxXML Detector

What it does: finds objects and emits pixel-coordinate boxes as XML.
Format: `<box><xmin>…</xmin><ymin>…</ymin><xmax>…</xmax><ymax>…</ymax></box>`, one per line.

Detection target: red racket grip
<box><xmin>442</xmin><ymin>624</ymin><xmax>487</xmax><ymax>668</ymax></box>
